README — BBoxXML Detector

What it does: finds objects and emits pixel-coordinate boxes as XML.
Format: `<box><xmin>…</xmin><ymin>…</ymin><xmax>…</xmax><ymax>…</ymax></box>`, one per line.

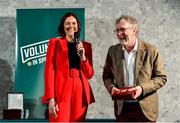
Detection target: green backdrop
<box><xmin>16</xmin><ymin>8</ymin><xmax>85</xmax><ymax>119</ymax></box>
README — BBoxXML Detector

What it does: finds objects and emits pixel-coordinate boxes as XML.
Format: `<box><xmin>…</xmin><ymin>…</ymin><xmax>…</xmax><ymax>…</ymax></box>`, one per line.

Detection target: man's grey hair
<box><xmin>116</xmin><ymin>15</ymin><xmax>139</xmax><ymax>34</ymax></box>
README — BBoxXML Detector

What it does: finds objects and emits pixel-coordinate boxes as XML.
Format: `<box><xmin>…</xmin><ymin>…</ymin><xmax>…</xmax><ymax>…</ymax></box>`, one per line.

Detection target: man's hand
<box><xmin>111</xmin><ymin>87</ymin><xmax>120</xmax><ymax>95</ymax></box>
<box><xmin>48</xmin><ymin>98</ymin><xmax>59</xmax><ymax>118</ymax></box>
<box><xmin>128</xmin><ymin>86</ymin><xmax>143</xmax><ymax>99</ymax></box>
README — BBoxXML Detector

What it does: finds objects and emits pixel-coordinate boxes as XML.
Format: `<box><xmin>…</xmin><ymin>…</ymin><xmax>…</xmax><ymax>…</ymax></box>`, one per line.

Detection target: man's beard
<box><xmin>119</xmin><ymin>36</ymin><xmax>129</xmax><ymax>46</ymax></box>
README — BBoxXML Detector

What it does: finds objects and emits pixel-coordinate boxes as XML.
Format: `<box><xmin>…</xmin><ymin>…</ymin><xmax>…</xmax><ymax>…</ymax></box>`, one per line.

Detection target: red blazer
<box><xmin>42</xmin><ymin>37</ymin><xmax>95</xmax><ymax>106</ymax></box>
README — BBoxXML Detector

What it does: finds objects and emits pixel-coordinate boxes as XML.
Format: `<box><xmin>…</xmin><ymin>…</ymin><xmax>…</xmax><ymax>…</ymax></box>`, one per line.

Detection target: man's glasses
<box><xmin>114</xmin><ymin>27</ymin><xmax>132</xmax><ymax>34</ymax></box>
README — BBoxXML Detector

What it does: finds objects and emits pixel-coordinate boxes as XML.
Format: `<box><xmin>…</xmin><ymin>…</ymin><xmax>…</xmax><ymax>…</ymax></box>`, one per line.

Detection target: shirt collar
<box><xmin>133</xmin><ymin>38</ymin><xmax>138</xmax><ymax>52</ymax></box>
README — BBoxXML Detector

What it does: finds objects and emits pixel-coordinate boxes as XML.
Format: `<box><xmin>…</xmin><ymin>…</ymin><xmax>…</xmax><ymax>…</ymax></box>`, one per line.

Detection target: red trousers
<box><xmin>49</xmin><ymin>69</ymin><xmax>88</xmax><ymax>122</ymax></box>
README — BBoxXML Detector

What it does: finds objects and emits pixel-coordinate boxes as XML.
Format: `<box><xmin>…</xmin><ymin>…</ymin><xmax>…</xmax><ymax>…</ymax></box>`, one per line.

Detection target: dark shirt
<box><xmin>68</xmin><ymin>41</ymin><xmax>80</xmax><ymax>69</ymax></box>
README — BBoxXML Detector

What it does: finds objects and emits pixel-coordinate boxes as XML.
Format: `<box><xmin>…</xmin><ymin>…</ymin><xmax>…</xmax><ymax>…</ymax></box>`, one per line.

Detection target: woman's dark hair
<box><xmin>57</xmin><ymin>12</ymin><xmax>81</xmax><ymax>38</ymax></box>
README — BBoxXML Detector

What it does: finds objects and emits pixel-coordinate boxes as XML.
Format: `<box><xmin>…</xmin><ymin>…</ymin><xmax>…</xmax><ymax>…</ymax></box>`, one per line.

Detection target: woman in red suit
<box><xmin>42</xmin><ymin>12</ymin><xmax>95</xmax><ymax>122</ymax></box>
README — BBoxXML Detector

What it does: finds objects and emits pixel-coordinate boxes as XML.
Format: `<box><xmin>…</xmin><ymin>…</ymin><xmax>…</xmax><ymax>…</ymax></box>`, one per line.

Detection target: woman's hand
<box><xmin>76</xmin><ymin>41</ymin><xmax>86</xmax><ymax>61</ymax></box>
<box><xmin>48</xmin><ymin>98</ymin><xmax>59</xmax><ymax>118</ymax></box>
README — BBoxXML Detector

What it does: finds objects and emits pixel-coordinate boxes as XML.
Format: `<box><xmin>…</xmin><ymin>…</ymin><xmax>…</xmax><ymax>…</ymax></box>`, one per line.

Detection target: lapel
<box><xmin>115</xmin><ymin>43</ymin><xmax>124</xmax><ymax>63</ymax></box>
<box><xmin>58</xmin><ymin>37</ymin><xmax>69</xmax><ymax>76</ymax></box>
<box><xmin>115</xmin><ymin>44</ymin><xmax>125</xmax><ymax>85</ymax></box>
<box><xmin>59</xmin><ymin>37</ymin><xmax>68</xmax><ymax>51</ymax></box>
<box><xmin>134</xmin><ymin>40</ymin><xmax>146</xmax><ymax>83</ymax></box>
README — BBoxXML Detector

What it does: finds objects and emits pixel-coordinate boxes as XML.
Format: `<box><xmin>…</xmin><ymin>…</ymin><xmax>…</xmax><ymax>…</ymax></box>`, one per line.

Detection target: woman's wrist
<box><xmin>49</xmin><ymin>98</ymin><xmax>55</xmax><ymax>103</ymax></box>
<box><xmin>81</xmin><ymin>56</ymin><xmax>86</xmax><ymax>61</ymax></box>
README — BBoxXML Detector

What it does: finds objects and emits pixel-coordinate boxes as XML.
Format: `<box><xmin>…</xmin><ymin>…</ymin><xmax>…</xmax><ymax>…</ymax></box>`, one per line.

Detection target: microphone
<box><xmin>74</xmin><ymin>32</ymin><xmax>80</xmax><ymax>44</ymax></box>
<box><xmin>74</xmin><ymin>32</ymin><xmax>84</xmax><ymax>59</ymax></box>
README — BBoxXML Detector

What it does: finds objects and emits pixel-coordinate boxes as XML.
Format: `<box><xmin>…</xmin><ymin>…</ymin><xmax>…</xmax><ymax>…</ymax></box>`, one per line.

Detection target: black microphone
<box><xmin>74</xmin><ymin>32</ymin><xmax>80</xmax><ymax>44</ymax></box>
<box><xmin>74</xmin><ymin>32</ymin><xmax>83</xmax><ymax>59</ymax></box>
